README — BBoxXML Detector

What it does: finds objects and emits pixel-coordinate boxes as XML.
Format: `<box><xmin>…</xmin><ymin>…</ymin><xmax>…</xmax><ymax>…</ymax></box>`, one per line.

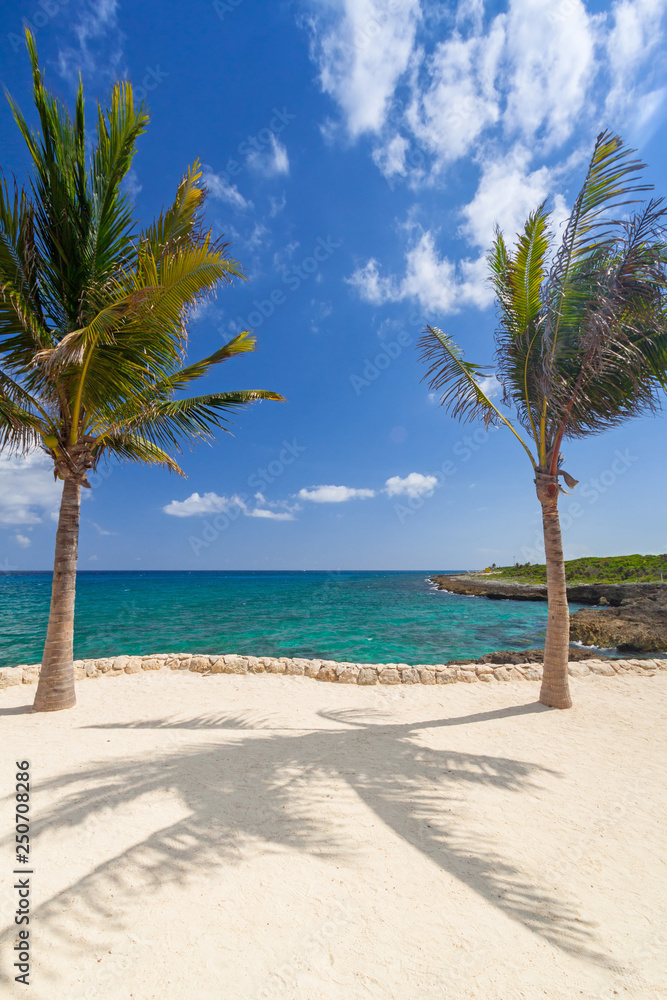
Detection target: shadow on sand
<box><xmin>0</xmin><ymin>701</ymin><xmax>616</xmax><ymax>990</ymax></box>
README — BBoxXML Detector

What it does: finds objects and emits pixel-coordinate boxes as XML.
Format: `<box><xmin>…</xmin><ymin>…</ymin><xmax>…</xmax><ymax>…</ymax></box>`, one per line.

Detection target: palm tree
<box><xmin>0</xmin><ymin>34</ymin><xmax>283</xmax><ymax>712</ymax></box>
<box><xmin>419</xmin><ymin>132</ymin><xmax>667</xmax><ymax>709</ymax></box>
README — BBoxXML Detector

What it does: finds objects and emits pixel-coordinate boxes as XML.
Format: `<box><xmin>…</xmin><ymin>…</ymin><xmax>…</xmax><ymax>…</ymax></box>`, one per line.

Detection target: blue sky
<box><xmin>1</xmin><ymin>0</ymin><xmax>666</xmax><ymax>571</ymax></box>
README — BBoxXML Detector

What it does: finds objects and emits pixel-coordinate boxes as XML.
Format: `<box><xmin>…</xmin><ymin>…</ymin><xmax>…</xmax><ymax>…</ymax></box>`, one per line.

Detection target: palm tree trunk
<box><xmin>33</xmin><ymin>477</ymin><xmax>80</xmax><ymax>712</ymax></box>
<box><xmin>535</xmin><ymin>469</ymin><xmax>572</xmax><ymax>709</ymax></box>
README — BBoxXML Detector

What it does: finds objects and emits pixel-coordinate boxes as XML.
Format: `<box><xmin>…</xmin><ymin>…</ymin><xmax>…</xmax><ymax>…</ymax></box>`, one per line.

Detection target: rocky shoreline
<box><xmin>1</xmin><ymin>650</ymin><xmax>666</xmax><ymax>691</ymax></box>
<box><xmin>431</xmin><ymin>575</ymin><xmax>667</xmax><ymax>653</ymax></box>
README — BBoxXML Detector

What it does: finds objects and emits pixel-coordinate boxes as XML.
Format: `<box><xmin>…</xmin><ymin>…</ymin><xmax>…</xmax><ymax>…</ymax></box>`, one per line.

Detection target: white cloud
<box><xmin>14</xmin><ymin>533</ymin><xmax>31</xmax><ymax>548</ymax></box>
<box><xmin>384</xmin><ymin>472</ymin><xmax>438</xmax><ymax>498</ymax></box>
<box><xmin>269</xmin><ymin>193</ymin><xmax>287</xmax><ymax>217</ymax></box>
<box><xmin>347</xmin><ymin>228</ymin><xmax>492</xmax><ymax>314</ymax></box>
<box><xmin>0</xmin><ymin>451</ymin><xmax>62</xmax><ymax>526</ymax></box>
<box><xmin>372</xmin><ymin>133</ymin><xmax>409</xmax><ymax>177</ymax></box>
<box><xmin>202</xmin><ymin>169</ymin><xmax>251</xmax><ymax>210</ymax></box>
<box><xmin>477</xmin><ymin>374</ymin><xmax>501</xmax><ymax>397</ymax></box>
<box><xmin>92</xmin><ymin>522</ymin><xmax>114</xmax><ymax>536</ymax></box>
<box><xmin>297</xmin><ymin>485</ymin><xmax>376</xmax><ymax>503</ymax></box>
<box><xmin>246</xmin><ymin>508</ymin><xmax>295</xmax><ymax>521</ymax></box>
<box><xmin>164</xmin><ymin>490</ymin><xmax>298</xmax><ymax>521</ymax></box>
<box><xmin>122</xmin><ymin>169</ymin><xmax>142</xmax><ymax>201</ymax></box>
<box><xmin>163</xmin><ymin>492</ymin><xmax>235</xmax><ymax>517</ymax></box>
<box><xmin>247</xmin><ymin>134</ymin><xmax>290</xmax><ymax>176</ymax></box>
<box><xmin>306</xmin><ymin>0</ymin><xmax>422</xmax><ymax>136</ymax></box>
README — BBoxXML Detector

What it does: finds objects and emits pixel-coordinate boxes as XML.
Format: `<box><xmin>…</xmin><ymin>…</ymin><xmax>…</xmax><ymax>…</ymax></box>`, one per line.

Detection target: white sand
<box><xmin>1</xmin><ymin>670</ymin><xmax>666</xmax><ymax>1000</ymax></box>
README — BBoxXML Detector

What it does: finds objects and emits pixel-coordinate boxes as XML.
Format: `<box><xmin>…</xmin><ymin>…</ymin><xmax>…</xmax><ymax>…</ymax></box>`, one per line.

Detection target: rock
<box><xmin>0</xmin><ymin>667</ymin><xmax>22</xmax><ymax>689</ymax></box>
<box><xmin>456</xmin><ymin>668</ymin><xmax>478</xmax><ymax>683</ymax></box>
<box><xmin>436</xmin><ymin>667</ymin><xmax>458</xmax><ymax>684</ymax></box>
<box><xmin>357</xmin><ymin>667</ymin><xmax>378</xmax><ymax>685</ymax></box>
<box><xmin>317</xmin><ymin>665</ymin><xmax>337</xmax><ymax>682</ymax></box>
<box><xmin>494</xmin><ymin>667</ymin><xmax>512</xmax><ymax>681</ymax></box>
<box><xmin>567</xmin><ymin>662</ymin><xmax>591</xmax><ymax>677</ymax></box>
<box><xmin>124</xmin><ymin>657</ymin><xmax>143</xmax><ymax>674</ymax></box>
<box><xmin>419</xmin><ymin>668</ymin><xmax>436</xmax><ymax>685</ymax></box>
<box><xmin>84</xmin><ymin>661</ymin><xmax>99</xmax><ymax>678</ymax></box>
<box><xmin>285</xmin><ymin>659</ymin><xmax>307</xmax><ymax>675</ymax></box>
<box><xmin>338</xmin><ymin>667</ymin><xmax>360</xmax><ymax>684</ymax></box>
<box><xmin>507</xmin><ymin>667</ymin><xmax>526</xmax><ymax>680</ymax></box>
<box><xmin>570</xmin><ymin>593</ymin><xmax>667</xmax><ymax>653</ymax></box>
<box><xmin>265</xmin><ymin>659</ymin><xmax>286</xmax><ymax>674</ymax></box>
<box><xmin>587</xmin><ymin>660</ymin><xmax>616</xmax><ymax>676</ymax></box>
<box><xmin>378</xmin><ymin>667</ymin><xmax>401</xmax><ymax>685</ymax></box>
<box><xmin>304</xmin><ymin>660</ymin><xmax>321</xmax><ymax>678</ymax></box>
<box><xmin>113</xmin><ymin>656</ymin><xmax>129</xmax><ymax>672</ymax></box>
<box><xmin>74</xmin><ymin>662</ymin><xmax>86</xmax><ymax>680</ymax></box>
<box><xmin>522</xmin><ymin>666</ymin><xmax>543</xmax><ymax>681</ymax></box>
<box><xmin>188</xmin><ymin>655</ymin><xmax>212</xmax><ymax>673</ymax></box>
<box><xmin>248</xmin><ymin>658</ymin><xmax>266</xmax><ymax>673</ymax></box>
<box><xmin>475</xmin><ymin>665</ymin><xmax>494</xmax><ymax>676</ymax></box>
<box><xmin>478</xmin><ymin>671</ymin><xmax>495</xmax><ymax>681</ymax></box>
<box><xmin>400</xmin><ymin>668</ymin><xmax>420</xmax><ymax>684</ymax></box>
<box><xmin>213</xmin><ymin>655</ymin><xmax>248</xmax><ymax>674</ymax></box>
<box><xmin>22</xmin><ymin>665</ymin><xmax>40</xmax><ymax>685</ymax></box>
<box><xmin>95</xmin><ymin>658</ymin><xmax>114</xmax><ymax>673</ymax></box>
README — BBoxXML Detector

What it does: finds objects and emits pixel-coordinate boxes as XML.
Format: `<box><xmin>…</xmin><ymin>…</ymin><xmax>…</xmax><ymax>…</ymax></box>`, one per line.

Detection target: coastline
<box><xmin>2</xmin><ymin>650</ymin><xmax>665</xmax><ymax>692</ymax></box>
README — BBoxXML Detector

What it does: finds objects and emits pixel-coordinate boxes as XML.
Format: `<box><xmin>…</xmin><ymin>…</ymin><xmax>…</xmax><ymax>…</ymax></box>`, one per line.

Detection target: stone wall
<box><xmin>1</xmin><ymin>653</ymin><xmax>665</xmax><ymax>690</ymax></box>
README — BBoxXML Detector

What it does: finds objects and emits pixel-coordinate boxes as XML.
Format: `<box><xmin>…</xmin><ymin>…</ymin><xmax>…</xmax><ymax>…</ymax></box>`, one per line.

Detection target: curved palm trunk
<box><xmin>535</xmin><ymin>470</ymin><xmax>572</xmax><ymax>709</ymax></box>
<box><xmin>33</xmin><ymin>478</ymin><xmax>80</xmax><ymax>712</ymax></box>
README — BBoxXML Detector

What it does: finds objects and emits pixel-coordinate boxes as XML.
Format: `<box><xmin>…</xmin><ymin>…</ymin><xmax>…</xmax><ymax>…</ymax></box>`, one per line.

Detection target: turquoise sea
<box><xmin>0</xmin><ymin>570</ymin><xmax>580</xmax><ymax>669</ymax></box>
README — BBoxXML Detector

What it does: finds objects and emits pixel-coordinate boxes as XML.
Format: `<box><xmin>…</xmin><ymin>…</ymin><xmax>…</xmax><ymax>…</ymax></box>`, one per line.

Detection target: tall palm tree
<box><xmin>0</xmin><ymin>34</ymin><xmax>283</xmax><ymax>712</ymax></box>
<box><xmin>419</xmin><ymin>132</ymin><xmax>667</xmax><ymax>709</ymax></box>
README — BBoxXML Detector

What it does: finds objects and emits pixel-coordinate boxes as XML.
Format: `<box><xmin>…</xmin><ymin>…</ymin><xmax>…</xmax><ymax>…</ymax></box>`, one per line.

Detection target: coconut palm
<box><xmin>419</xmin><ymin>132</ymin><xmax>667</xmax><ymax>709</ymax></box>
<box><xmin>0</xmin><ymin>34</ymin><xmax>283</xmax><ymax>712</ymax></box>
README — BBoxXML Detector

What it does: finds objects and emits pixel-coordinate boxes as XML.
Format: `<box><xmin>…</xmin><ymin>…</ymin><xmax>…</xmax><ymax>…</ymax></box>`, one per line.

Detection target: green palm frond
<box><xmin>94</xmin><ymin>433</ymin><xmax>185</xmax><ymax>475</ymax></box>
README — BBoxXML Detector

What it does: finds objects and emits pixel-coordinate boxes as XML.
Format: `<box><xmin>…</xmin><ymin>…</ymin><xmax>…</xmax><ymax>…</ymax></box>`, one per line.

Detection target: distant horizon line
<box><xmin>1</xmin><ymin>568</ymin><xmax>470</xmax><ymax>576</ymax></box>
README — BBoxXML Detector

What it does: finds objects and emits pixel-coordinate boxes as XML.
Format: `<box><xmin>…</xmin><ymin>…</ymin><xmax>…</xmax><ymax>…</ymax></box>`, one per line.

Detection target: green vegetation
<box><xmin>494</xmin><ymin>554</ymin><xmax>667</xmax><ymax>584</ymax></box>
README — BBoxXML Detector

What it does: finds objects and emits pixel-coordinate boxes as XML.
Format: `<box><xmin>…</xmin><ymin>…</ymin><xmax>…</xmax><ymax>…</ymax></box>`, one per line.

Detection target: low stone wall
<box><xmin>1</xmin><ymin>653</ymin><xmax>666</xmax><ymax>690</ymax></box>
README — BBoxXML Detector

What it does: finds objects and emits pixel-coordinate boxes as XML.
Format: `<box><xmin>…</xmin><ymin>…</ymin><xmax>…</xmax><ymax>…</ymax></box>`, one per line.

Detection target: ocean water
<box><xmin>0</xmin><ymin>570</ymin><xmax>576</xmax><ymax>669</ymax></box>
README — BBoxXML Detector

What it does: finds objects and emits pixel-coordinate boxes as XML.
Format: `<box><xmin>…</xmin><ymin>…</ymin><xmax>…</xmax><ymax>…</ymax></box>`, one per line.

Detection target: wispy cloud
<box><xmin>247</xmin><ymin>134</ymin><xmax>290</xmax><ymax>176</ymax></box>
<box><xmin>202</xmin><ymin>169</ymin><xmax>252</xmax><ymax>211</ymax></box>
<box><xmin>14</xmin><ymin>533</ymin><xmax>31</xmax><ymax>548</ymax></box>
<box><xmin>297</xmin><ymin>485</ymin><xmax>376</xmax><ymax>503</ymax></box>
<box><xmin>57</xmin><ymin>0</ymin><xmax>126</xmax><ymax>85</ymax></box>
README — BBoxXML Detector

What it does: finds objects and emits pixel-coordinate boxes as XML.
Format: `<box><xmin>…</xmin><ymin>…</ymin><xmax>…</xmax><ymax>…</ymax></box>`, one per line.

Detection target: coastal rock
<box><xmin>124</xmin><ymin>656</ymin><xmax>142</xmax><ymax>674</ymax></box>
<box><xmin>522</xmin><ymin>665</ymin><xmax>543</xmax><ymax>681</ymax></box>
<box><xmin>95</xmin><ymin>658</ymin><xmax>114</xmax><ymax>673</ymax></box>
<box><xmin>188</xmin><ymin>655</ymin><xmax>212</xmax><ymax>673</ymax></box>
<box><xmin>567</xmin><ymin>662</ymin><xmax>591</xmax><ymax>677</ymax></box>
<box><xmin>304</xmin><ymin>660</ymin><xmax>321</xmax><ymax>678</ymax></box>
<box><xmin>570</xmin><ymin>600</ymin><xmax>667</xmax><ymax>653</ymax></box>
<box><xmin>419</xmin><ymin>668</ymin><xmax>436</xmax><ymax>685</ymax></box>
<box><xmin>338</xmin><ymin>666</ymin><xmax>360</xmax><ymax>684</ymax></box>
<box><xmin>285</xmin><ymin>659</ymin><xmax>307</xmax><ymax>675</ymax></box>
<box><xmin>436</xmin><ymin>667</ymin><xmax>457</xmax><ymax>684</ymax></box>
<box><xmin>378</xmin><ymin>667</ymin><xmax>401</xmax><ymax>685</ymax></box>
<box><xmin>0</xmin><ymin>667</ymin><xmax>22</xmax><ymax>689</ymax></box>
<box><xmin>400</xmin><ymin>667</ymin><xmax>420</xmax><ymax>684</ymax></box>
<box><xmin>357</xmin><ymin>667</ymin><xmax>378</xmax><ymax>685</ymax></box>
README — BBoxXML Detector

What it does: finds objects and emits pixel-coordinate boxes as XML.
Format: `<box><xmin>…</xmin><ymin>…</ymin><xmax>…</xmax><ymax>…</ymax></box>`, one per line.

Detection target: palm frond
<box><xmin>94</xmin><ymin>433</ymin><xmax>185</xmax><ymax>475</ymax></box>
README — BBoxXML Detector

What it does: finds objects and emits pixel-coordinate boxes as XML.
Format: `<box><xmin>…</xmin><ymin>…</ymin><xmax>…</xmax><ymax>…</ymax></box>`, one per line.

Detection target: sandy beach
<box><xmin>1</xmin><ymin>670</ymin><xmax>666</xmax><ymax>1000</ymax></box>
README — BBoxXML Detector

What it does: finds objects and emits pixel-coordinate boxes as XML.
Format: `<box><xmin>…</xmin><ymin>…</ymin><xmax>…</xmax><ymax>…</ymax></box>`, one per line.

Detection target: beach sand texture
<box><xmin>1</xmin><ymin>671</ymin><xmax>665</xmax><ymax>999</ymax></box>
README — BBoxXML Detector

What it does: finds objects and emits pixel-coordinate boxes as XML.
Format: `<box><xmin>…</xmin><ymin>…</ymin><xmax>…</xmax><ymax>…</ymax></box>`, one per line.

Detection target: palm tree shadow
<box><xmin>0</xmin><ymin>706</ymin><xmax>614</xmax><ymax>988</ymax></box>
